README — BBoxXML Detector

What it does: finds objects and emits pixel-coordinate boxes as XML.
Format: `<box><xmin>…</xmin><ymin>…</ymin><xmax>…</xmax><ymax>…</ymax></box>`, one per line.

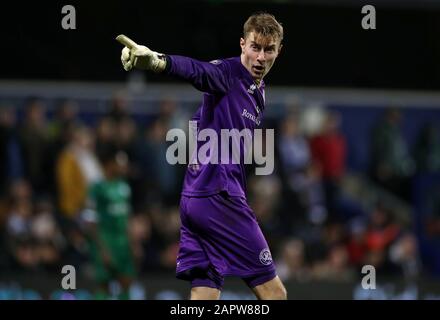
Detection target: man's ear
<box><xmin>278</xmin><ymin>44</ymin><xmax>283</xmax><ymax>54</ymax></box>
<box><xmin>240</xmin><ymin>38</ymin><xmax>245</xmax><ymax>54</ymax></box>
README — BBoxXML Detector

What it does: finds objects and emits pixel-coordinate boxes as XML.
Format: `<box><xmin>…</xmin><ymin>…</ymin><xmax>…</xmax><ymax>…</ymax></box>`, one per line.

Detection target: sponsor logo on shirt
<box><xmin>242</xmin><ymin>108</ymin><xmax>261</xmax><ymax>126</ymax></box>
<box><xmin>210</xmin><ymin>59</ymin><xmax>222</xmax><ymax>65</ymax></box>
<box><xmin>259</xmin><ymin>248</ymin><xmax>273</xmax><ymax>265</ymax></box>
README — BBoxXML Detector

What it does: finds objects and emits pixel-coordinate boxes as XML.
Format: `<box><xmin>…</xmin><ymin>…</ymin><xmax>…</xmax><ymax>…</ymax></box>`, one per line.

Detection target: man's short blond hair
<box><xmin>243</xmin><ymin>12</ymin><xmax>283</xmax><ymax>43</ymax></box>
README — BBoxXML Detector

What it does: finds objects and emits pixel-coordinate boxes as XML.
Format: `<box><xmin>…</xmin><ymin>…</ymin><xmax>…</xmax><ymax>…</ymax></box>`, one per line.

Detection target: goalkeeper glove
<box><xmin>116</xmin><ymin>34</ymin><xmax>167</xmax><ymax>73</ymax></box>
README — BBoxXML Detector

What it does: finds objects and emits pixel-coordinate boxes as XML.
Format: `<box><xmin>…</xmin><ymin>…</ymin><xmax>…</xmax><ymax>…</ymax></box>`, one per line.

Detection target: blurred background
<box><xmin>1</xmin><ymin>0</ymin><xmax>440</xmax><ymax>299</ymax></box>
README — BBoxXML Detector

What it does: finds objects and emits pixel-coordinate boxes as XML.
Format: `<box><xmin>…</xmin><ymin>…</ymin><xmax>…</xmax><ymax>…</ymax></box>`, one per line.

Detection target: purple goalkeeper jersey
<box><xmin>166</xmin><ymin>56</ymin><xmax>266</xmax><ymax>198</ymax></box>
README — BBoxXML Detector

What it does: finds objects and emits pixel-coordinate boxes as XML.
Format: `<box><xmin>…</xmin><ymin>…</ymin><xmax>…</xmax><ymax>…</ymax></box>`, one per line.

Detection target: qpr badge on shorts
<box><xmin>259</xmin><ymin>248</ymin><xmax>273</xmax><ymax>265</ymax></box>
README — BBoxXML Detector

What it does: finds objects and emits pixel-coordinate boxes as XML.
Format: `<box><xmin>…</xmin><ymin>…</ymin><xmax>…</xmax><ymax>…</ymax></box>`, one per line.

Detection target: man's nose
<box><xmin>257</xmin><ymin>49</ymin><xmax>266</xmax><ymax>62</ymax></box>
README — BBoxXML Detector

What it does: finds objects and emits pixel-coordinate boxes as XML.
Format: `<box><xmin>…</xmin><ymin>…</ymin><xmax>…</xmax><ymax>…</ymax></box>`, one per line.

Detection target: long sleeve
<box><xmin>166</xmin><ymin>55</ymin><xmax>232</xmax><ymax>94</ymax></box>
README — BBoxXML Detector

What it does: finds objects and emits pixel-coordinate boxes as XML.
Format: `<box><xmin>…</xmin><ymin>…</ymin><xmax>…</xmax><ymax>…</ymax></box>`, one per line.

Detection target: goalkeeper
<box><xmin>117</xmin><ymin>12</ymin><xmax>287</xmax><ymax>300</ymax></box>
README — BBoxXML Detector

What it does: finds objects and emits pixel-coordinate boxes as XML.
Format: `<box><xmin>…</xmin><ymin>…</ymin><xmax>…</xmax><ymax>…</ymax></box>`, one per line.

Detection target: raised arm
<box><xmin>116</xmin><ymin>34</ymin><xmax>231</xmax><ymax>94</ymax></box>
<box><xmin>165</xmin><ymin>55</ymin><xmax>231</xmax><ymax>94</ymax></box>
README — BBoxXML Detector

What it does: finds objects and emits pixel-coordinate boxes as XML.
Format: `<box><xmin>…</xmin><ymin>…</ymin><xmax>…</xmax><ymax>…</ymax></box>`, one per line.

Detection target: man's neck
<box><xmin>240</xmin><ymin>55</ymin><xmax>263</xmax><ymax>88</ymax></box>
<box><xmin>255</xmin><ymin>79</ymin><xmax>262</xmax><ymax>87</ymax></box>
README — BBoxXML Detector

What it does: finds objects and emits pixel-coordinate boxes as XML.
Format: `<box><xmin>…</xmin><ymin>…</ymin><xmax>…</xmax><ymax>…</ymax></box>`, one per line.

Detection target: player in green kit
<box><xmin>82</xmin><ymin>147</ymin><xmax>135</xmax><ymax>300</ymax></box>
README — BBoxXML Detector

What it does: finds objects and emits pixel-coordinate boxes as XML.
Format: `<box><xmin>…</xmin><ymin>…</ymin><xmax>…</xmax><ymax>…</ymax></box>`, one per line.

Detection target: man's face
<box><xmin>240</xmin><ymin>31</ymin><xmax>282</xmax><ymax>83</ymax></box>
<box><xmin>105</xmin><ymin>152</ymin><xmax>129</xmax><ymax>178</ymax></box>
<box><xmin>115</xmin><ymin>151</ymin><xmax>129</xmax><ymax>176</ymax></box>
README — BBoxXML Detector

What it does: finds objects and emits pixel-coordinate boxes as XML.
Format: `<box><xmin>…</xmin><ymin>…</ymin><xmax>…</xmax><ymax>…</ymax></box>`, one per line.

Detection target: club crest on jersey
<box><xmin>259</xmin><ymin>248</ymin><xmax>273</xmax><ymax>265</ymax></box>
<box><xmin>210</xmin><ymin>59</ymin><xmax>222</xmax><ymax>65</ymax></box>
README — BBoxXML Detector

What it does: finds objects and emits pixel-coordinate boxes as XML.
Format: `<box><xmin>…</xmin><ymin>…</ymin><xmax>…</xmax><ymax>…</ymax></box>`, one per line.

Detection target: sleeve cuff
<box><xmin>164</xmin><ymin>55</ymin><xmax>172</xmax><ymax>74</ymax></box>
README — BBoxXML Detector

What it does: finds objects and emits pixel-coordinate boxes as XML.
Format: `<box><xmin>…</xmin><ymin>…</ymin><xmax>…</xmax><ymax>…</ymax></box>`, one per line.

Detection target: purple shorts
<box><xmin>176</xmin><ymin>192</ymin><xmax>276</xmax><ymax>290</ymax></box>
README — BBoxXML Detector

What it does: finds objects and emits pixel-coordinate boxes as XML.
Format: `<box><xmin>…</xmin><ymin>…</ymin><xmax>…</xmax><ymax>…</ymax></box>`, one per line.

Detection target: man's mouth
<box><xmin>252</xmin><ymin>65</ymin><xmax>265</xmax><ymax>75</ymax></box>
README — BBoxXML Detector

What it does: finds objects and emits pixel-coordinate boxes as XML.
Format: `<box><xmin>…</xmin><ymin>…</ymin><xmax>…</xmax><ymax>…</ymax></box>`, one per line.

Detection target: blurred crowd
<box><xmin>0</xmin><ymin>93</ymin><xmax>439</xmax><ymax>286</ymax></box>
<box><xmin>253</xmin><ymin>105</ymin><xmax>439</xmax><ymax>282</ymax></box>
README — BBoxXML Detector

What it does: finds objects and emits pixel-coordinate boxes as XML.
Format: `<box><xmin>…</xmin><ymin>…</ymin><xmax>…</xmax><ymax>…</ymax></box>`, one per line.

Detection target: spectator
<box><xmin>278</xmin><ymin>113</ymin><xmax>310</xmax><ymax>226</ymax></box>
<box><xmin>157</xmin><ymin>98</ymin><xmax>191</xmax><ymax>131</ymax></box>
<box><xmin>56</xmin><ymin>124</ymin><xmax>103</xmax><ymax>221</ymax></box>
<box><xmin>0</xmin><ymin>106</ymin><xmax>23</xmax><ymax>194</ymax></box>
<box><xmin>369</xmin><ymin>108</ymin><xmax>415</xmax><ymax>200</ymax></box>
<box><xmin>248</xmin><ymin>175</ymin><xmax>284</xmax><ymax>245</ymax></box>
<box><xmin>278</xmin><ymin>113</ymin><xmax>327</xmax><ymax>228</ymax></box>
<box><xmin>310</xmin><ymin>111</ymin><xmax>347</xmax><ymax>220</ymax></box>
<box><xmin>425</xmin><ymin>186</ymin><xmax>440</xmax><ymax>237</ymax></box>
<box><xmin>113</xmin><ymin>117</ymin><xmax>144</xmax><ymax>208</ymax></box>
<box><xmin>47</xmin><ymin>99</ymin><xmax>79</xmax><ymax>144</ymax></box>
<box><xmin>107</xmin><ymin>91</ymin><xmax>130</xmax><ymax>123</ymax></box>
<box><xmin>311</xmin><ymin>244</ymin><xmax>355</xmax><ymax>282</ymax></box>
<box><xmin>389</xmin><ymin>232</ymin><xmax>421</xmax><ymax>279</ymax></box>
<box><xmin>128</xmin><ymin>212</ymin><xmax>153</xmax><ymax>273</ymax></box>
<box><xmin>157</xmin><ymin>206</ymin><xmax>181</xmax><ymax>270</ymax></box>
<box><xmin>413</xmin><ymin>122</ymin><xmax>440</xmax><ymax>173</ymax></box>
<box><xmin>276</xmin><ymin>238</ymin><xmax>311</xmax><ymax>282</ymax></box>
<box><xmin>141</xmin><ymin>118</ymin><xmax>180</xmax><ymax>205</ymax></box>
<box><xmin>18</xmin><ymin>98</ymin><xmax>51</xmax><ymax>195</ymax></box>
<box><xmin>5</xmin><ymin>194</ymin><xmax>37</xmax><ymax>271</ymax></box>
<box><xmin>3</xmin><ymin>179</ymin><xmax>33</xmax><ymax>231</ymax></box>
<box><xmin>31</xmin><ymin>198</ymin><xmax>64</xmax><ymax>272</ymax></box>
<box><xmin>363</xmin><ymin>202</ymin><xmax>401</xmax><ymax>275</ymax></box>
<box><xmin>6</xmin><ymin>198</ymin><xmax>33</xmax><ymax>240</ymax></box>
<box><xmin>278</xmin><ymin>113</ymin><xmax>311</xmax><ymax>191</ymax></box>
<box><xmin>346</xmin><ymin>218</ymin><xmax>368</xmax><ymax>269</ymax></box>
<box><xmin>95</xmin><ymin>116</ymin><xmax>117</xmax><ymax>161</ymax></box>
